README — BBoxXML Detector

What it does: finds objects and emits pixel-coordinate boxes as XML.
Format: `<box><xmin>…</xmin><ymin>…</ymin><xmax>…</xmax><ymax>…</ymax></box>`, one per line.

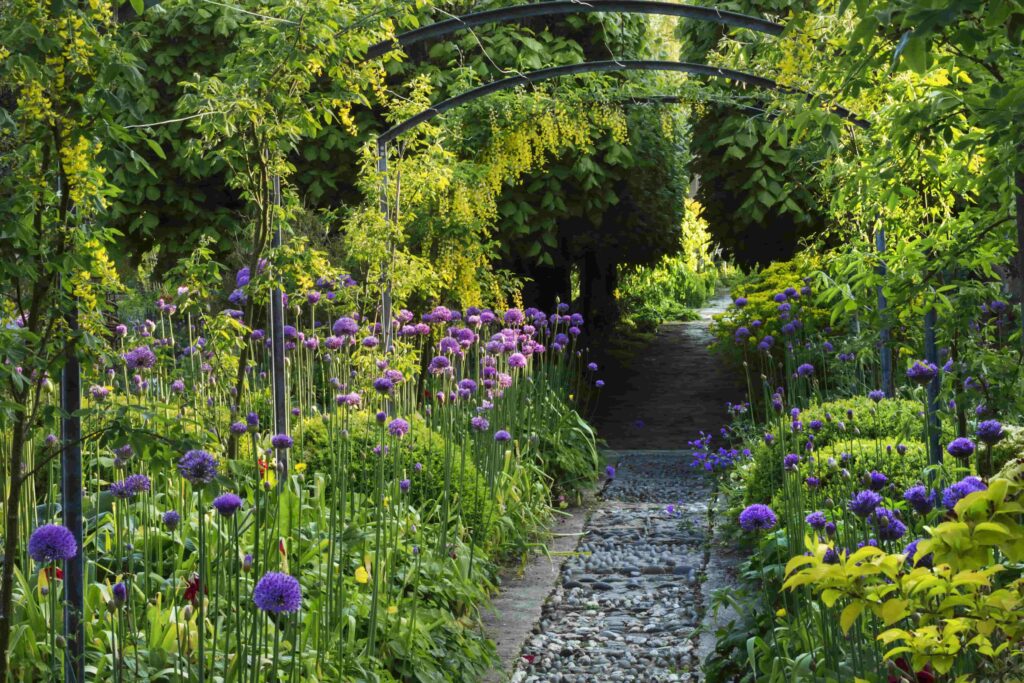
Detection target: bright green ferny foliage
<box><xmin>784</xmin><ymin>461</ymin><xmax>1024</xmax><ymax>680</ymax></box>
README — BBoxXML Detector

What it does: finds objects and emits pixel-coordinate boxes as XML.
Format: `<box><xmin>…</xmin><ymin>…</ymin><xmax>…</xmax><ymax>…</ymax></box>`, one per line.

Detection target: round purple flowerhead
<box><xmin>253</xmin><ymin>572</ymin><xmax>302</xmax><ymax>613</ymax></box>
<box><xmin>213</xmin><ymin>492</ymin><xmax>243</xmax><ymax>517</ymax></box>
<box><xmin>123</xmin><ymin>345</ymin><xmax>157</xmax><ymax>371</ymax></box>
<box><xmin>595</xmin><ymin>379</ymin><xmax>605</xmax><ymax>388</ymax></box>
<box><xmin>734</xmin><ymin>296</ymin><xmax>747</xmax><ymax>307</ymax></box>
<box><xmin>849</xmin><ymin>489</ymin><xmax>883</xmax><ymax>518</ymax></box>
<box><xmin>868</xmin><ymin>390</ymin><xmax>885</xmax><ymax>403</ymax></box>
<box><xmin>162</xmin><ymin>510</ymin><xmax>181</xmax><ymax>531</ymax></box>
<box><xmin>178</xmin><ymin>450</ymin><xmax>218</xmax><ymax>487</ymax></box>
<box><xmin>271</xmin><ymin>434</ymin><xmax>293</xmax><ymax>450</ymax></box>
<box><xmin>373</xmin><ymin>377</ymin><xmax>394</xmax><ymax>394</ymax></box>
<box><xmin>428</xmin><ymin>356</ymin><xmax>451</xmax><ymax>375</ymax></box>
<box><xmin>738</xmin><ymin>504</ymin><xmax>778</xmax><ymax>533</ymax></box>
<box><xmin>796</xmin><ymin>363</ymin><xmax>814</xmax><ymax>378</ymax></box>
<box><xmin>906</xmin><ymin>360</ymin><xmax>938</xmax><ymax>385</ymax></box>
<box><xmin>605</xmin><ymin>465</ymin><xmax>616</xmax><ymax>479</ymax></box>
<box><xmin>471</xmin><ymin>416</ymin><xmax>490</xmax><ymax>431</ymax></box>
<box><xmin>110</xmin><ymin>473</ymin><xmax>151</xmax><ymax>499</ymax></box>
<box><xmin>903</xmin><ymin>485</ymin><xmax>936</xmax><ymax>515</ymax></box>
<box><xmin>945</xmin><ymin>437</ymin><xmax>975</xmax><ymax>460</ymax></box>
<box><xmin>805</xmin><ymin>511</ymin><xmax>827</xmax><ymax>530</ymax></box>
<box><xmin>783</xmin><ymin>453</ymin><xmax>801</xmax><ymax>471</ymax></box>
<box><xmin>866</xmin><ymin>470</ymin><xmax>888</xmax><ymax>492</ymax></box>
<box><xmin>28</xmin><ymin>524</ymin><xmax>77</xmax><ymax>563</ymax></box>
<box><xmin>508</xmin><ymin>353</ymin><xmax>527</xmax><ymax>369</ymax></box>
<box><xmin>230</xmin><ymin>421</ymin><xmax>248</xmax><ymax>436</ymax></box>
<box><xmin>871</xmin><ymin>507</ymin><xmax>907</xmax><ymax>541</ymax></box>
<box><xmin>246</xmin><ymin>412</ymin><xmax>260</xmax><ymax>427</ymax></box>
<box><xmin>388</xmin><ymin>418</ymin><xmax>410</xmax><ymax>438</ymax></box>
<box><xmin>399</xmin><ymin>479</ymin><xmax>411</xmax><ymax>493</ymax></box>
<box><xmin>494</xmin><ymin>430</ymin><xmax>512</xmax><ymax>443</ymax></box>
<box><xmin>976</xmin><ymin>420</ymin><xmax>1005</xmax><ymax>446</ymax></box>
<box><xmin>942</xmin><ymin>476</ymin><xmax>987</xmax><ymax>508</ymax></box>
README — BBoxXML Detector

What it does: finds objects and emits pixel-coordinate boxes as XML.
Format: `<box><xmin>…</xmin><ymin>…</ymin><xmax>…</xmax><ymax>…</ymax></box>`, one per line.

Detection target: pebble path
<box><xmin>509</xmin><ymin>293</ymin><xmax>741</xmax><ymax>682</ymax></box>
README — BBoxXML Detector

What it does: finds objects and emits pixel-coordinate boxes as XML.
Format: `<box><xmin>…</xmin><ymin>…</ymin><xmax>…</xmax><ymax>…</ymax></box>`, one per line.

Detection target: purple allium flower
<box><xmin>805</xmin><ymin>475</ymin><xmax>821</xmax><ymax>488</ymax></box>
<box><xmin>245</xmin><ymin>412</ymin><xmax>259</xmax><ymax>428</ymax></box>
<box><xmin>372</xmin><ymin>377</ymin><xmax>393</xmax><ymax>394</ymax></box>
<box><xmin>471</xmin><ymin>416</ymin><xmax>490</xmax><ymax>431</ymax></box>
<box><xmin>945</xmin><ymin>437</ymin><xmax>975</xmax><ymax>460</ymax></box>
<box><xmin>783</xmin><ymin>453</ymin><xmax>801</xmax><ymax>471</ymax></box>
<box><xmin>271</xmin><ymin>434</ymin><xmax>293</xmax><ymax>450</ymax></box>
<box><xmin>942</xmin><ymin>476</ymin><xmax>987</xmax><ymax>508</ymax></box>
<box><xmin>123</xmin><ymin>345</ymin><xmax>157</xmax><ymax>371</ymax></box>
<box><xmin>808</xmin><ymin>419</ymin><xmax>823</xmax><ymax>432</ymax></box>
<box><xmin>871</xmin><ymin>507</ymin><xmax>907</xmax><ymax>541</ymax></box>
<box><xmin>822</xmin><ymin>341</ymin><xmax>834</xmax><ymax>352</ymax></box>
<box><xmin>213</xmin><ymin>492</ymin><xmax>243</xmax><ymax>517</ymax></box>
<box><xmin>28</xmin><ymin>524</ymin><xmax>77</xmax><ymax>563</ymax></box>
<box><xmin>977</xmin><ymin>420</ymin><xmax>1005</xmax><ymax>445</ymax></box>
<box><xmin>896</xmin><ymin>443</ymin><xmax>907</xmax><ymax>456</ymax></box>
<box><xmin>822</xmin><ymin>547</ymin><xmax>840</xmax><ymax>564</ymax></box>
<box><xmin>230</xmin><ymin>421</ymin><xmax>248</xmax><ymax>436</ymax></box>
<box><xmin>824</xmin><ymin>522</ymin><xmax>837</xmax><ymax>537</ymax></box>
<box><xmin>605</xmin><ymin>465</ymin><xmax>616</xmax><ymax>479</ymax></box>
<box><xmin>867</xmin><ymin>470</ymin><xmax>888</xmax><ymax>491</ymax></box>
<box><xmin>428</xmin><ymin>356</ymin><xmax>451</xmax><ymax>375</ymax></box>
<box><xmin>399</xmin><ymin>479</ymin><xmax>411</xmax><ymax>493</ymax></box>
<box><xmin>763</xmin><ymin>433</ymin><xmax>775</xmax><ymax>445</ymax></box>
<box><xmin>587</xmin><ymin>362</ymin><xmax>598</xmax><ymax>372</ymax></box>
<box><xmin>253</xmin><ymin>572</ymin><xmax>302</xmax><ymax>613</ymax></box>
<box><xmin>170</xmin><ymin>379</ymin><xmax>186</xmax><ymax>394</ymax></box>
<box><xmin>360</xmin><ymin>336</ymin><xmax>378</xmax><ymax>348</ymax></box>
<box><xmin>849</xmin><ymin>489</ymin><xmax>883</xmax><ymax>518</ymax></box>
<box><xmin>507</xmin><ymin>353</ymin><xmax>527</xmax><ymax>368</ymax></box>
<box><xmin>388</xmin><ymin>418</ymin><xmax>410</xmax><ymax>438</ymax></box>
<box><xmin>112</xmin><ymin>582</ymin><xmax>128</xmax><ymax>606</ymax></box>
<box><xmin>796</xmin><ymin>363</ymin><xmax>815</xmax><ymax>378</ymax></box>
<box><xmin>178</xmin><ymin>450</ymin><xmax>219</xmax><ymax>486</ymax></box>
<box><xmin>738</xmin><ymin>504</ymin><xmax>778</xmax><ymax>533</ymax></box>
<box><xmin>162</xmin><ymin>510</ymin><xmax>180</xmax><ymax>531</ymax></box>
<box><xmin>414</xmin><ymin>462</ymin><xmax>423</xmax><ymax>473</ymax></box>
<box><xmin>906</xmin><ymin>360</ymin><xmax>938</xmax><ymax>385</ymax></box>
<box><xmin>868</xmin><ymin>390</ymin><xmax>885</xmax><ymax>403</ymax></box>
<box><xmin>110</xmin><ymin>474</ymin><xmax>151</xmax><ymax>499</ymax></box>
<box><xmin>595</xmin><ymin>379</ymin><xmax>605</xmax><ymax>388</ymax></box>
<box><xmin>805</xmin><ymin>511</ymin><xmax>827</xmax><ymax>530</ymax></box>
<box><xmin>734</xmin><ymin>296</ymin><xmax>747</xmax><ymax>307</ymax></box>
<box><xmin>734</xmin><ymin>326</ymin><xmax>751</xmax><ymax>340</ymax></box>
<box><xmin>242</xmin><ymin>553</ymin><xmax>254</xmax><ymax>572</ymax></box>
<box><xmin>773</xmin><ymin>293</ymin><xmax>787</xmax><ymax>303</ymax></box>
<box><xmin>494</xmin><ymin>430</ymin><xmax>512</xmax><ymax>442</ymax></box>
<box><xmin>903</xmin><ymin>485</ymin><xmax>936</xmax><ymax>515</ymax></box>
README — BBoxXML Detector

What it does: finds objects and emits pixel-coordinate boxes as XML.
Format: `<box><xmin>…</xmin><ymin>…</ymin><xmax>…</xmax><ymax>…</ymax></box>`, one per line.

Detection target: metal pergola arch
<box><xmin>362</xmin><ymin>0</ymin><xmax>785</xmax><ymax>61</ymax></box>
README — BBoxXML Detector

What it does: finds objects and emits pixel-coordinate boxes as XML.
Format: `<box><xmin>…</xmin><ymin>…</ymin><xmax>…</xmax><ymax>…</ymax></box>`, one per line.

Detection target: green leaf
<box><xmin>144</xmin><ymin>138</ymin><xmax>166</xmax><ymax>160</ymax></box>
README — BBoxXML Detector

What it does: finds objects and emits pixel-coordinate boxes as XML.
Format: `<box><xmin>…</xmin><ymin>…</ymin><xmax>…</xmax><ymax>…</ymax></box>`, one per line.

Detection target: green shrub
<box><xmin>617</xmin><ymin>259</ymin><xmax>717</xmax><ymax>330</ymax></box>
<box><xmin>989</xmin><ymin>424</ymin><xmax>1024</xmax><ymax>472</ymax></box>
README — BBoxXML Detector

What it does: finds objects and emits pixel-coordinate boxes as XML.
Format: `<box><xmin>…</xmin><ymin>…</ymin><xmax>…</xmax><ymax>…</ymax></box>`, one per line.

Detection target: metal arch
<box><xmin>363</xmin><ymin>1</ymin><xmax>784</xmax><ymax>61</ymax></box>
<box><xmin>378</xmin><ymin>59</ymin><xmax>869</xmax><ymax>144</ymax></box>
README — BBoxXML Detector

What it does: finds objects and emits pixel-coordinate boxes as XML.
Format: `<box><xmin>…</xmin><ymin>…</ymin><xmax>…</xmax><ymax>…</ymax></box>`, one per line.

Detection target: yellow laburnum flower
<box><xmin>354</xmin><ymin>566</ymin><xmax>369</xmax><ymax>584</ymax></box>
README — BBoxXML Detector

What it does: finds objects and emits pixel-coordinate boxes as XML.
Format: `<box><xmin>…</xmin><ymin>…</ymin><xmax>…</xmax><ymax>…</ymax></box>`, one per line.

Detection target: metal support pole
<box><xmin>270</xmin><ymin>175</ymin><xmax>288</xmax><ymax>481</ymax></box>
<box><xmin>377</xmin><ymin>141</ymin><xmax>393</xmax><ymax>356</ymax></box>
<box><xmin>1016</xmin><ymin>168</ymin><xmax>1024</xmax><ymax>354</ymax></box>
<box><xmin>61</xmin><ymin>300</ymin><xmax>84</xmax><ymax>683</ymax></box>
<box><xmin>924</xmin><ymin>306</ymin><xmax>942</xmax><ymax>466</ymax></box>
<box><xmin>875</xmin><ymin>228</ymin><xmax>893</xmax><ymax>396</ymax></box>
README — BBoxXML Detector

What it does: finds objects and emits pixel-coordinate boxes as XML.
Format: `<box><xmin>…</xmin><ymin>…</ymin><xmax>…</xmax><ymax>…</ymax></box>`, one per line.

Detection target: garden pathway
<box><xmin>490</xmin><ymin>292</ymin><xmax>744</xmax><ymax>682</ymax></box>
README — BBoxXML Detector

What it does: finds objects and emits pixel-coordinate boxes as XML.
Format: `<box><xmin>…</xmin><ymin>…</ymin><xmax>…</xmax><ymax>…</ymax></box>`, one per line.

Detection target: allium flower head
<box><xmin>162</xmin><ymin>510</ymin><xmax>181</xmax><ymax>531</ymax></box>
<box><xmin>428</xmin><ymin>356</ymin><xmax>451</xmax><ymax>375</ymax></box>
<box><xmin>734</xmin><ymin>296</ymin><xmax>747</xmax><ymax>307</ymax></box>
<box><xmin>123</xmin><ymin>345</ymin><xmax>157</xmax><ymax>371</ymax></box>
<box><xmin>271</xmin><ymin>434</ymin><xmax>293</xmax><ymax>450</ymax></box>
<box><xmin>942</xmin><ymin>476</ymin><xmax>987</xmax><ymax>508</ymax></box>
<box><xmin>399</xmin><ymin>479</ymin><xmax>411</xmax><ymax>492</ymax></box>
<box><xmin>253</xmin><ymin>572</ymin><xmax>302</xmax><ymax>613</ymax></box>
<box><xmin>230</xmin><ymin>421</ymin><xmax>248</xmax><ymax>436</ymax></box>
<box><xmin>849</xmin><ymin>489</ymin><xmax>883</xmax><ymax>518</ymax></box>
<box><xmin>508</xmin><ymin>353</ymin><xmax>527</xmax><ymax>368</ymax></box>
<box><xmin>906</xmin><ymin>360</ymin><xmax>938</xmax><ymax>385</ymax></box>
<box><xmin>28</xmin><ymin>524</ymin><xmax>77</xmax><ymax>563</ymax></box>
<box><xmin>805</xmin><ymin>511</ymin><xmax>827</xmax><ymax>530</ymax></box>
<box><xmin>388</xmin><ymin>418</ymin><xmax>410</xmax><ymax>438</ymax></box>
<box><xmin>112</xmin><ymin>582</ymin><xmax>128</xmax><ymax>606</ymax></box>
<box><xmin>871</xmin><ymin>507</ymin><xmax>907</xmax><ymax>541</ymax></box>
<box><xmin>868</xmin><ymin>390</ymin><xmax>885</xmax><ymax>403</ymax></box>
<box><xmin>796</xmin><ymin>363</ymin><xmax>815</xmax><ymax>377</ymax></box>
<box><xmin>471</xmin><ymin>416</ymin><xmax>489</xmax><ymax>431</ymax></box>
<box><xmin>494</xmin><ymin>430</ymin><xmax>512</xmax><ymax>442</ymax></box>
<box><xmin>178</xmin><ymin>450</ymin><xmax>218</xmax><ymax>487</ymax></box>
<box><xmin>976</xmin><ymin>420</ymin><xmax>1005</xmax><ymax>445</ymax></box>
<box><xmin>867</xmin><ymin>470</ymin><xmax>888</xmax><ymax>491</ymax></box>
<box><xmin>945</xmin><ymin>437</ymin><xmax>975</xmax><ymax>460</ymax></box>
<box><xmin>783</xmin><ymin>453</ymin><xmax>801</xmax><ymax>471</ymax></box>
<box><xmin>903</xmin><ymin>485</ymin><xmax>936</xmax><ymax>515</ymax></box>
<box><xmin>605</xmin><ymin>465</ymin><xmax>616</xmax><ymax>479</ymax></box>
<box><xmin>213</xmin><ymin>492</ymin><xmax>243</xmax><ymax>517</ymax></box>
<box><xmin>372</xmin><ymin>377</ymin><xmax>393</xmax><ymax>394</ymax></box>
<box><xmin>110</xmin><ymin>474</ymin><xmax>151</xmax><ymax>499</ymax></box>
<box><xmin>739</xmin><ymin>504</ymin><xmax>777</xmax><ymax>533</ymax></box>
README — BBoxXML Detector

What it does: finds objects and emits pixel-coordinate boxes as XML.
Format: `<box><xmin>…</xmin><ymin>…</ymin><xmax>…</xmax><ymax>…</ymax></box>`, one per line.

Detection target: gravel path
<box><xmin>508</xmin><ymin>295</ymin><xmax>742</xmax><ymax>682</ymax></box>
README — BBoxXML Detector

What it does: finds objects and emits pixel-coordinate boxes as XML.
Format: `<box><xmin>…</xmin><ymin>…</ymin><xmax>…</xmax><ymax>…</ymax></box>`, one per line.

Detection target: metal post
<box><xmin>61</xmin><ymin>300</ymin><xmax>84</xmax><ymax>683</ymax></box>
<box><xmin>270</xmin><ymin>175</ymin><xmax>288</xmax><ymax>481</ymax></box>
<box><xmin>924</xmin><ymin>306</ymin><xmax>942</xmax><ymax>466</ymax></box>
<box><xmin>875</xmin><ymin>228</ymin><xmax>893</xmax><ymax>396</ymax></box>
<box><xmin>1016</xmin><ymin>168</ymin><xmax>1024</xmax><ymax>353</ymax></box>
<box><xmin>377</xmin><ymin>141</ymin><xmax>393</xmax><ymax>356</ymax></box>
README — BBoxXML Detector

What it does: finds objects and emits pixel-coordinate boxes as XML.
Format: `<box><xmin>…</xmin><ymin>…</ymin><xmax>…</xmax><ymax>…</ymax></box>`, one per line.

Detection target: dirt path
<box><xmin>485</xmin><ymin>294</ymin><xmax>743</xmax><ymax>682</ymax></box>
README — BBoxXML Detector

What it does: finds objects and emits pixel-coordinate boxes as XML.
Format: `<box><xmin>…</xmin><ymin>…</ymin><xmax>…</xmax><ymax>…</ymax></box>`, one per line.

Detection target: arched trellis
<box><xmin>50</xmin><ymin>4</ymin><xmax>909</xmax><ymax>681</ymax></box>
